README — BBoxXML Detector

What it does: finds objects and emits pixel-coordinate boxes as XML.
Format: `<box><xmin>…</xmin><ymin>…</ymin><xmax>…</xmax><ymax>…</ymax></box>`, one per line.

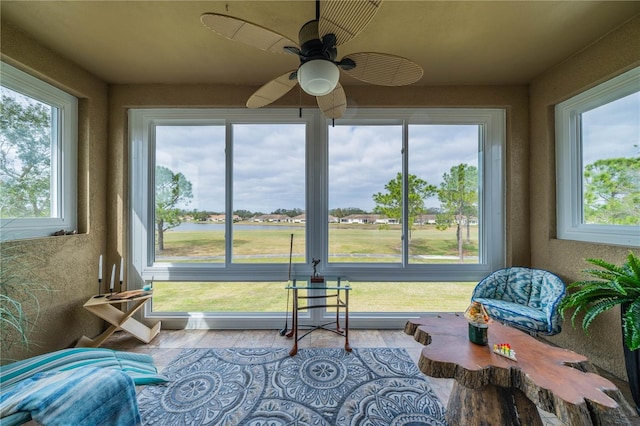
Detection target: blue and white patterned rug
<box><xmin>137</xmin><ymin>347</ymin><xmax>448</xmax><ymax>425</ymax></box>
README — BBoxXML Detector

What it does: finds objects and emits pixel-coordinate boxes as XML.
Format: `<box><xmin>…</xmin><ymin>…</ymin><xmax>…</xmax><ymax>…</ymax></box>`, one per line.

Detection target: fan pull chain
<box><xmin>299</xmin><ymin>86</ymin><xmax>302</xmax><ymax>118</ymax></box>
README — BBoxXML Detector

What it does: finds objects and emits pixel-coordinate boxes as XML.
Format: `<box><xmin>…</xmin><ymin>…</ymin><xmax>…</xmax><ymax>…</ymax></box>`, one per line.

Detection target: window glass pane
<box><xmin>328</xmin><ymin>125</ymin><xmax>402</xmax><ymax>263</ymax></box>
<box><xmin>581</xmin><ymin>92</ymin><xmax>640</xmax><ymax>226</ymax></box>
<box><xmin>347</xmin><ymin>282</ymin><xmax>476</xmax><ymax>312</ymax></box>
<box><xmin>155</xmin><ymin>125</ymin><xmax>225</xmax><ymax>263</ymax></box>
<box><xmin>232</xmin><ymin>124</ymin><xmax>306</xmax><ymax>263</ymax></box>
<box><xmin>408</xmin><ymin>125</ymin><xmax>480</xmax><ymax>264</ymax></box>
<box><xmin>151</xmin><ymin>281</ymin><xmax>474</xmax><ymax>314</ymax></box>
<box><xmin>151</xmin><ymin>282</ymin><xmax>289</xmax><ymax>312</ymax></box>
<box><xmin>0</xmin><ymin>87</ymin><xmax>54</xmax><ymax>219</ymax></box>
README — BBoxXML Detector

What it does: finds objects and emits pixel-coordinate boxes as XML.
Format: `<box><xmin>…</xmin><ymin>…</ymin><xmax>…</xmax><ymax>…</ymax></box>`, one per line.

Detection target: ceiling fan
<box><xmin>200</xmin><ymin>0</ymin><xmax>423</xmax><ymax>119</ymax></box>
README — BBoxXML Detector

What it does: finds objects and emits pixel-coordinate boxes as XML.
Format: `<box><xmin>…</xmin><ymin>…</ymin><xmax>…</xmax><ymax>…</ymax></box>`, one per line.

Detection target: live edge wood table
<box><xmin>76</xmin><ymin>291</ymin><xmax>161</xmax><ymax>348</ymax></box>
<box><xmin>405</xmin><ymin>313</ymin><xmax>634</xmax><ymax>426</ymax></box>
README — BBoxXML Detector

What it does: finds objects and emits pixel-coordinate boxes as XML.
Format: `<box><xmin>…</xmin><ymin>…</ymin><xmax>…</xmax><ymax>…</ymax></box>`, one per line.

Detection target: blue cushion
<box><xmin>474</xmin><ymin>298</ymin><xmax>548</xmax><ymax>333</ymax></box>
<box><xmin>471</xmin><ymin>267</ymin><xmax>566</xmax><ymax>335</ymax></box>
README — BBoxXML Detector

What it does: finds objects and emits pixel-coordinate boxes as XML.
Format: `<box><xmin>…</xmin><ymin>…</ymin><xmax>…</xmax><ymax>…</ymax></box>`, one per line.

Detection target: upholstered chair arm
<box><xmin>538</xmin><ymin>273</ymin><xmax>566</xmax><ymax>334</ymax></box>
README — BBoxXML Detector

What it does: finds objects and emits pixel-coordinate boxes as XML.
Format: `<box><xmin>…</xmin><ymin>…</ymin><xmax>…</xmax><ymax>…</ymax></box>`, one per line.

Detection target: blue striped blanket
<box><xmin>1</xmin><ymin>366</ymin><xmax>140</xmax><ymax>425</ymax></box>
<box><xmin>0</xmin><ymin>348</ymin><xmax>167</xmax><ymax>425</ymax></box>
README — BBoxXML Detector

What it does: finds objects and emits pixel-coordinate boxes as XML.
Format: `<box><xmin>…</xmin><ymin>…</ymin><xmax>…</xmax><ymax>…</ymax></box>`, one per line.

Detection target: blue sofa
<box><xmin>471</xmin><ymin>267</ymin><xmax>566</xmax><ymax>336</ymax></box>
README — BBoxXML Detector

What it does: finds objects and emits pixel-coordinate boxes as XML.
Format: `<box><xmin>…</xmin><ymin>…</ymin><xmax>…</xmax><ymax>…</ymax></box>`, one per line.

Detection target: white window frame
<box><xmin>0</xmin><ymin>62</ymin><xmax>78</xmax><ymax>241</ymax></box>
<box><xmin>320</xmin><ymin>108</ymin><xmax>505</xmax><ymax>281</ymax></box>
<box><xmin>130</xmin><ymin>108</ymin><xmax>505</xmax><ymax>279</ymax></box>
<box><xmin>129</xmin><ymin>108</ymin><xmax>316</xmax><ymax>282</ymax></box>
<box><xmin>555</xmin><ymin>67</ymin><xmax>640</xmax><ymax>247</ymax></box>
<box><xmin>129</xmin><ymin>107</ymin><xmax>505</xmax><ymax>327</ymax></box>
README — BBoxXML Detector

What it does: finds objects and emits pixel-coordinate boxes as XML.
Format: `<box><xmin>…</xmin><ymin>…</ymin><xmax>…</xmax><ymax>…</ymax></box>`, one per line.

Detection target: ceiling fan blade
<box><xmin>316</xmin><ymin>83</ymin><xmax>347</xmax><ymax>119</ymax></box>
<box><xmin>201</xmin><ymin>13</ymin><xmax>299</xmax><ymax>54</ymax></box>
<box><xmin>341</xmin><ymin>52</ymin><xmax>423</xmax><ymax>86</ymax></box>
<box><xmin>319</xmin><ymin>0</ymin><xmax>382</xmax><ymax>46</ymax></box>
<box><xmin>247</xmin><ymin>71</ymin><xmax>299</xmax><ymax>108</ymax></box>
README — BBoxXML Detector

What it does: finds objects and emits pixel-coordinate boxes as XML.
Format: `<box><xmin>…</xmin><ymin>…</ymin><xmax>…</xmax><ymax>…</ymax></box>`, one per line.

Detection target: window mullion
<box><xmin>225</xmin><ymin>120</ymin><xmax>233</xmax><ymax>266</ymax></box>
<box><xmin>402</xmin><ymin>120</ymin><xmax>409</xmax><ymax>266</ymax></box>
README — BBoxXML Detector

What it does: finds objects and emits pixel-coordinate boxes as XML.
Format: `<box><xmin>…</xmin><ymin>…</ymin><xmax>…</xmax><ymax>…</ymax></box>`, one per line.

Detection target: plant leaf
<box><xmin>622</xmin><ymin>299</ymin><xmax>640</xmax><ymax>351</ymax></box>
<box><xmin>582</xmin><ymin>298</ymin><xmax>622</xmax><ymax>331</ymax></box>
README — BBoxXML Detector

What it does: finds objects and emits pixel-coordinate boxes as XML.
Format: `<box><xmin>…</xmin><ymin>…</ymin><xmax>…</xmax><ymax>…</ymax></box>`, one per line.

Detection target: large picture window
<box><xmin>0</xmin><ymin>62</ymin><xmax>78</xmax><ymax>241</ymax></box>
<box><xmin>130</xmin><ymin>108</ymin><xmax>505</xmax><ymax>328</ymax></box>
<box><xmin>556</xmin><ymin>67</ymin><xmax>640</xmax><ymax>247</ymax></box>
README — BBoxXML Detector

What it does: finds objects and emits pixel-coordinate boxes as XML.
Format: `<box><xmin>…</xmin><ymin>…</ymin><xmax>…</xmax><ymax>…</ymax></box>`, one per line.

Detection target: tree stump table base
<box><xmin>405</xmin><ymin>313</ymin><xmax>635</xmax><ymax>426</ymax></box>
<box><xmin>447</xmin><ymin>382</ymin><xmax>542</xmax><ymax>426</ymax></box>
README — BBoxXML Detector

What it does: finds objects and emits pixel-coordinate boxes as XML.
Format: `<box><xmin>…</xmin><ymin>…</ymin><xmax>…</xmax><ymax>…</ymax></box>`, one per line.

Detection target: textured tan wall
<box><xmin>529</xmin><ymin>15</ymin><xmax>640</xmax><ymax>379</ymax></box>
<box><xmin>110</xmin><ymin>84</ymin><xmax>530</xmax><ymax>269</ymax></box>
<box><xmin>0</xmin><ymin>20</ymin><xmax>109</xmax><ymax>362</ymax></box>
<box><xmin>1</xmin><ymin>17</ymin><xmax>531</xmax><ymax>362</ymax></box>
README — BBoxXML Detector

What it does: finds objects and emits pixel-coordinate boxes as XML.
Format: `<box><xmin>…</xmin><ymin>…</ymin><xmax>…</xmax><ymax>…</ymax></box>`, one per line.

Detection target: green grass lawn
<box><xmin>158</xmin><ymin>223</ymin><xmax>478</xmax><ymax>262</ymax></box>
<box><xmin>152</xmin><ymin>281</ymin><xmax>475</xmax><ymax>313</ymax></box>
<box><xmin>152</xmin><ymin>223</ymin><xmax>478</xmax><ymax>313</ymax></box>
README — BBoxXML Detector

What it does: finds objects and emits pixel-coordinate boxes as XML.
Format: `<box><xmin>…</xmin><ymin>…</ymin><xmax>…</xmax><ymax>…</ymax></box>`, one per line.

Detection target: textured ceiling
<box><xmin>2</xmin><ymin>1</ymin><xmax>639</xmax><ymax>86</ymax></box>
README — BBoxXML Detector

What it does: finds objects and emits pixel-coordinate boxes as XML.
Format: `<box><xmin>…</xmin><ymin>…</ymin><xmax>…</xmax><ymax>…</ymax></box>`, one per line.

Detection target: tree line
<box><xmin>152</xmin><ymin>164</ymin><xmax>479</xmax><ymax>259</ymax></box>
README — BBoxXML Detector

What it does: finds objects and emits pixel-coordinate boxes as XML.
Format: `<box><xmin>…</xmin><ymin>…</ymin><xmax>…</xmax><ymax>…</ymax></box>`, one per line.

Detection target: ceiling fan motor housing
<box><xmin>298</xmin><ymin>20</ymin><xmax>337</xmax><ymax>62</ymax></box>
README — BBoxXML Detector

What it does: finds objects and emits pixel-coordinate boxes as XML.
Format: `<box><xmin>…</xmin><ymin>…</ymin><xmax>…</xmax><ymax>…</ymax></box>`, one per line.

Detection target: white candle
<box><xmin>110</xmin><ymin>264</ymin><xmax>116</xmax><ymax>291</ymax></box>
<box><xmin>119</xmin><ymin>258</ymin><xmax>124</xmax><ymax>282</ymax></box>
<box><xmin>98</xmin><ymin>255</ymin><xmax>103</xmax><ymax>281</ymax></box>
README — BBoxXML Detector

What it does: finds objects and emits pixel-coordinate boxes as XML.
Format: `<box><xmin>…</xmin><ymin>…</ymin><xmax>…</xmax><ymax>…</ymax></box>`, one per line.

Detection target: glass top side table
<box><xmin>284</xmin><ymin>276</ymin><xmax>351</xmax><ymax>356</ymax></box>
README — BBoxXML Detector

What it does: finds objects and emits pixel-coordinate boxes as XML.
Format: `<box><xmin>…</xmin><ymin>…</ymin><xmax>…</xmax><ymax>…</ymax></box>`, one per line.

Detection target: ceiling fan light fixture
<box><xmin>298</xmin><ymin>59</ymin><xmax>339</xmax><ymax>96</ymax></box>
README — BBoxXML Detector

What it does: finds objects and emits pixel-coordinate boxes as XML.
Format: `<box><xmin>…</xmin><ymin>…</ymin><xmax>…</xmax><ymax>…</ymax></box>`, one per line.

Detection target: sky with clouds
<box><xmin>156</xmin><ymin>121</ymin><xmax>479</xmax><ymax>213</ymax></box>
<box><xmin>582</xmin><ymin>91</ymin><xmax>639</xmax><ymax>163</ymax></box>
<box><xmin>155</xmin><ymin>93</ymin><xmax>637</xmax><ymax>214</ymax></box>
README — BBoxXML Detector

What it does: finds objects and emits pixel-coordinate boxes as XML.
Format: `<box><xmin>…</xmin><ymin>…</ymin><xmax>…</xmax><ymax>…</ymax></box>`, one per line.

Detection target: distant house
<box><xmin>374</xmin><ymin>217</ymin><xmax>398</xmax><ymax>225</ymax></box>
<box><xmin>291</xmin><ymin>214</ymin><xmax>341</xmax><ymax>223</ymax></box>
<box><xmin>208</xmin><ymin>214</ymin><xmax>240</xmax><ymax>222</ymax></box>
<box><xmin>456</xmin><ymin>215</ymin><xmax>478</xmax><ymax>226</ymax></box>
<box><xmin>415</xmin><ymin>214</ymin><xmax>437</xmax><ymax>225</ymax></box>
<box><xmin>340</xmin><ymin>214</ymin><xmax>380</xmax><ymax>224</ymax></box>
<box><xmin>413</xmin><ymin>214</ymin><xmax>478</xmax><ymax>226</ymax></box>
<box><xmin>254</xmin><ymin>214</ymin><xmax>289</xmax><ymax>223</ymax></box>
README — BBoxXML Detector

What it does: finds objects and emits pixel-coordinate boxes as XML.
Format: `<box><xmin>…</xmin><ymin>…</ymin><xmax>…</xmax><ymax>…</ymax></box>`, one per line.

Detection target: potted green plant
<box><xmin>0</xmin><ymin>243</ymin><xmax>51</xmax><ymax>363</ymax></box>
<box><xmin>558</xmin><ymin>251</ymin><xmax>640</xmax><ymax>415</ymax></box>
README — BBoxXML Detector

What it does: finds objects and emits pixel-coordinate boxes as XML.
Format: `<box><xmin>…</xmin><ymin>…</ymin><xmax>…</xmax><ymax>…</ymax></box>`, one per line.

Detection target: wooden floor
<box><xmin>102</xmin><ymin>328</ymin><xmax>637</xmax><ymax>426</ymax></box>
